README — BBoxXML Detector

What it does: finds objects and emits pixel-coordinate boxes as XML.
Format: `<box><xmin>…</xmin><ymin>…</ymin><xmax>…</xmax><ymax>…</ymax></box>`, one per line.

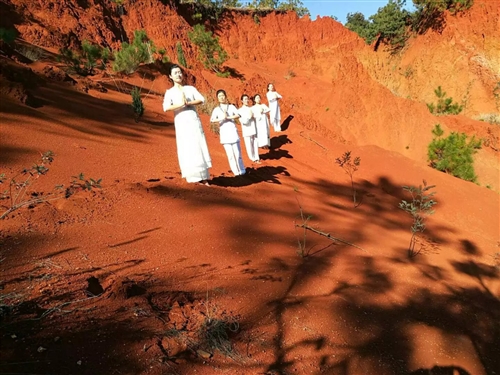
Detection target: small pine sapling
<box><xmin>131</xmin><ymin>86</ymin><xmax>144</xmax><ymax>122</ymax></box>
<box><xmin>399</xmin><ymin>180</ymin><xmax>437</xmax><ymax>257</ymax></box>
<box><xmin>335</xmin><ymin>151</ymin><xmax>361</xmax><ymax>207</ymax></box>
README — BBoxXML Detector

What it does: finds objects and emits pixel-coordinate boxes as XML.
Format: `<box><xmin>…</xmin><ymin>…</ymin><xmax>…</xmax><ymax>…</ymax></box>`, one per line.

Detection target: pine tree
<box><xmin>427</xmin><ymin>124</ymin><xmax>481</xmax><ymax>182</ymax></box>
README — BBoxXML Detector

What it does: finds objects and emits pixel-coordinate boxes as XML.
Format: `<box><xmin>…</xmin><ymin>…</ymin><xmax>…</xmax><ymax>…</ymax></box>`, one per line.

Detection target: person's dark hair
<box><xmin>241</xmin><ymin>94</ymin><xmax>249</xmax><ymax>101</ymax></box>
<box><xmin>170</xmin><ymin>64</ymin><xmax>182</xmax><ymax>75</ymax></box>
<box><xmin>253</xmin><ymin>94</ymin><xmax>261</xmax><ymax>101</ymax></box>
<box><xmin>267</xmin><ymin>83</ymin><xmax>273</xmax><ymax>91</ymax></box>
<box><xmin>216</xmin><ymin>89</ymin><xmax>226</xmax><ymax>97</ymax></box>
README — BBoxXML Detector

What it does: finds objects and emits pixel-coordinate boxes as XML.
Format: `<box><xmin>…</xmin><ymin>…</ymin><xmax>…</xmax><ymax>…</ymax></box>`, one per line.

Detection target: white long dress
<box><xmin>238</xmin><ymin>105</ymin><xmax>259</xmax><ymax>162</ymax></box>
<box><xmin>252</xmin><ymin>103</ymin><xmax>270</xmax><ymax>147</ymax></box>
<box><xmin>163</xmin><ymin>85</ymin><xmax>212</xmax><ymax>182</ymax></box>
<box><xmin>210</xmin><ymin>104</ymin><xmax>246</xmax><ymax>176</ymax></box>
<box><xmin>266</xmin><ymin>91</ymin><xmax>282</xmax><ymax>132</ymax></box>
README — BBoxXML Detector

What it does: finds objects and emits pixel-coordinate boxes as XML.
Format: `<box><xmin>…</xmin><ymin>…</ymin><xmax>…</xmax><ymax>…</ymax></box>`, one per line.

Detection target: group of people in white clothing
<box><xmin>163</xmin><ymin>64</ymin><xmax>283</xmax><ymax>185</ymax></box>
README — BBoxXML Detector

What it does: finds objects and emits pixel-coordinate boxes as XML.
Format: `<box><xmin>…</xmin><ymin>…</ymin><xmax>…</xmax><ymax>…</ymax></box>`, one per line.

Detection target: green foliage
<box><xmin>157</xmin><ymin>48</ymin><xmax>169</xmax><ymax>63</ymax></box>
<box><xmin>131</xmin><ymin>86</ymin><xmax>144</xmax><ymax>122</ymax></box>
<box><xmin>247</xmin><ymin>0</ymin><xmax>309</xmax><ymax>16</ymax></box>
<box><xmin>70</xmin><ymin>173</ymin><xmax>102</xmax><ymax>191</ymax></box>
<box><xmin>176</xmin><ymin>42</ymin><xmax>187</xmax><ymax>68</ymax></box>
<box><xmin>346</xmin><ymin>0</ymin><xmax>473</xmax><ymax>51</ymax></box>
<box><xmin>413</xmin><ymin>0</ymin><xmax>473</xmax><ymax>14</ymax></box>
<box><xmin>427</xmin><ymin>86</ymin><xmax>463</xmax><ymax>115</ymax></box>
<box><xmin>370</xmin><ymin>0</ymin><xmax>410</xmax><ymax>50</ymax></box>
<box><xmin>113</xmin><ymin>30</ymin><xmax>155</xmax><ymax>74</ymax></box>
<box><xmin>182</xmin><ymin>0</ymin><xmax>242</xmax><ymax>22</ymax></box>
<box><xmin>188</xmin><ymin>24</ymin><xmax>228</xmax><ymax>73</ymax></box>
<box><xmin>428</xmin><ymin>124</ymin><xmax>482</xmax><ymax>182</ymax></box>
<box><xmin>0</xmin><ymin>28</ymin><xmax>18</xmax><ymax>44</ymax></box>
<box><xmin>335</xmin><ymin>151</ymin><xmax>361</xmax><ymax>207</ymax></box>
<box><xmin>345</xmin><ymin>12</ymin><xmax>377</xmax><ymax>43</ymax></box>
<box><xmin>277</xmin><ymin>0</ymin><xmax>309</xmax><ymax>16</ymax></box>
<box><xmin>346</xmin><ymin>0</ymin><xmax>409</xmax><ymax>51</ymax></box>
<box><xmin>399</xmin><ymin>180</ymin><xmax>437</xmax><ymax>257</ymax></box>
<box><xmin>58</xmin><ymin>40</ymin><xmax>108</xmax><ymax>76</ymax></box>
<box><xmin>346</xmin><ymin>13</ymin><xmax>373</xmax><ymax>41</ymax></box>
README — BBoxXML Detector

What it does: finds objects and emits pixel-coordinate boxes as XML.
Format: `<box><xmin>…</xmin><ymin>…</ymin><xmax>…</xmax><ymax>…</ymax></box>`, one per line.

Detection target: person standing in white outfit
<box><xmin>210</xmin><ymin>90</ymin><xmax>246</xmax><ymax>176</ymax></box>
<box><xmin>238</xmin><ymin>94</ymin><xmax>260</xmax><ymax>164</ymax></box>
<box><xmin>266</xmin><ymin>83</ymin><xmax>282</xmax><ymax>132</ymax></box>
<box><xmin>162</xmin><ymin>64</ymin><xmax>212</xmax><ymax>184</ymax></box>
<box><xmin>252</xmin><ymin>94</ymin><xmax>271</xmax><ymax>149</ymax></box>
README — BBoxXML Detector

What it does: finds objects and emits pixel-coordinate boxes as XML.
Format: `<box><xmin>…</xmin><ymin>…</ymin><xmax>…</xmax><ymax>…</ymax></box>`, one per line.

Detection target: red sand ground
<box><xmin>1</xmin><ymin>1</ymin><xmax>499</xmax><ymax>374</ymax></box>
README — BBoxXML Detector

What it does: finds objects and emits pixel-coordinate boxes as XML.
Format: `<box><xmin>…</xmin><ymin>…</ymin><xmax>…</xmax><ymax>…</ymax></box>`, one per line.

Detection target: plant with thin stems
<box><xmin>399</xmin><ymin>180</ymin><xmax>437</xmax><ymax>257</ymax></box>
<box><xmin>335</xmin><ymin>151</ymin><xmax>361</xmax><ymax>207</ymax></box>
<box><xmin>1</xmin><ymin>151</ymin><xmax>102</xmax><ymax>219</ymax></box>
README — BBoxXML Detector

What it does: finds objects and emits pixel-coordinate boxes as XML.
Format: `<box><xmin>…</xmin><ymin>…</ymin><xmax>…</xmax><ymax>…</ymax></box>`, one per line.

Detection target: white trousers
<box><xmin>185</xmin><ymin>168</ymin><xmax>210</xmax><ymax>183</ymax></box>
<box><xmin>243</xmin><ymin>135</ymin><xmax>260</xmax><ymax>162</ymax></box>
<box><xmin>223</xmin><ymin>141</ymin><xmax>246</xmax><ymax>176</ymax></box>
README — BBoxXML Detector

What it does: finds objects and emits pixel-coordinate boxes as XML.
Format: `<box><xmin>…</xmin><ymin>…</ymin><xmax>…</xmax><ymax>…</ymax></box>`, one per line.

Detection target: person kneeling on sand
<box><xmin>162</xmin><ymin>64</ymin><xmax>212</xmax><ymax>185</ymax></box>
<box><xmin>210</xmin><ymin>90</ymin><xmax>246</xmax><ymax>176</ymax></box>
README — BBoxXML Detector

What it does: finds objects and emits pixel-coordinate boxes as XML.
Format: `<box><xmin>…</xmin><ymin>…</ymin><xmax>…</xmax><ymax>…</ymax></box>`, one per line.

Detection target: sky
<box><xmin>302</xmin><ymin>0</ymin><xmax>415</xmax><ymax>24</ymax></box>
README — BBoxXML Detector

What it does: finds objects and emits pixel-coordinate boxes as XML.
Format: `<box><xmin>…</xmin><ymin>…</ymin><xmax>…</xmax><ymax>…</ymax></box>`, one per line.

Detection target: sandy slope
<box><xmin>1</xmin><ymin>1</ymin><xmax>499</xmax><ymax>374</ymax></box>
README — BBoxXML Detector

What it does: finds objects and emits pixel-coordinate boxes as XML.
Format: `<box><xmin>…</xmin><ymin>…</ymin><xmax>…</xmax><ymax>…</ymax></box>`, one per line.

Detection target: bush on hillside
<box><xmin>426</xmin><ymin>86</ymin><xmax>463</xmax><ymax>115</ymax></box>
<box><xmin>0</xmin><ymin>28</ymin><xmax>18</xmax><ymax>44</ymax></box>
<box><xmin>246</xmin><ymin>0</ymin><xmax>309</xmax><ymax>16</ymax></box>
<box><xmin>427</xmin><ymin>124</ymin><xmax>481</xmax><ymax>182</ymax></box>
<box><xmin>188</xmin><ymin>24</ymin><xmax>227</xmax><ymax>73</ymax></box>
<box><xmin>346</xmin><ymin>0</ymin><xmax>410</xmax><ymax>52</ymax></box>
<box><xmin>176</xmin><ymin>42</ymin><xmax>187</xmax><ymax>68</ymax></box>
<box><xmin>346</xmin><ymin>0</ymin><xmax>474</xmax><ymax>51</ymax></box>
<box><xmin>131</xmin><ymin>86</ymin><xmax>144</xmax><ymax>122</ymax></box>
<box><xmin>113</xmin><ymin>30</ymin><xmax>155</xmax><ymax>74</ymax></box>
<box><xmin>58</xmin><ymin>40</ymin><xmax>110</xmax><ymax>76</ymax></box>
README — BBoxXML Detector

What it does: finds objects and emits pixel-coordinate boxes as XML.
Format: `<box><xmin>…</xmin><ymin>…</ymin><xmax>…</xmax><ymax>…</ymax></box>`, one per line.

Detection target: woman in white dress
<box><xmin>266</xmin><ymin>83</ymin><xmax>283</xmax><ymax>132</ymax></box>
<box><xmin>252</xmin><ymin>94</ymin><xmax>270</xmax><ymax>149</ymax></box>
<box><xmin>238</xmin><ymin>94</ymin><xmax>260</xmax><ymax>164</ymax></box>
<box><xmin>162</xmin><ymin>64</ymin><xmax>212</xmax><ymax>184</ymax></box>
<box><xmin>210</xmin><ymin>90</ymin><xmax>246</xmax><ymax>176</ymax></box>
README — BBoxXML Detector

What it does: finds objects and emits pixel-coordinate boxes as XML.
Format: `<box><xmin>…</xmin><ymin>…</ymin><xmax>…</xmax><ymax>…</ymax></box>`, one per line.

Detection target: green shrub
<box><xmin>0</xmin><ymin>28</ymin><xmax>18</xmax><ymax>44</ymax></box>
<box><xmin>188</xmin><ymin>24</ymin><xmax>228</xmax><ymax>73</ymax></box>
<box><xmin>427</xmin><ymin>86</ymin><xmax>463</xmax><ymax>115</ymax></box>
<box><xmin>131</xmin><ymin>87</ymin><xmax>144</xmax><ymax>122</ymax></box>
<box><xmin>58</xmin><ymin>40</ymin><xmax>109</xmax><ymax>76</ymax></box>
<box><xmin>113</xmin><ymin>30</ymin><xmax>155</xmax><ymax>74</ymax></box>
<box><xmin>346</xmin><ymin>0</ymin><xmax>409</xmax><ymax>51</ymax></box>
<box><xmin>427</xmin><ymin>124</ymin><xmax>481</xmax><ymax>182</ymax></box>
<box><xmin>176</xmin><ymin>42</ymin><xmax>187</xmax><ymax>68</ymax></box>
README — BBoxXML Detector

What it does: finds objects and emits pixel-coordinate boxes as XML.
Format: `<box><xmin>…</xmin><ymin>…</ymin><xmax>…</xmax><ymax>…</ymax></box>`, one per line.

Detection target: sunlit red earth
<box><xmin>1</xmin><ymin>1</ymin><xmax>499</xmax><ymax>374</ymax></box>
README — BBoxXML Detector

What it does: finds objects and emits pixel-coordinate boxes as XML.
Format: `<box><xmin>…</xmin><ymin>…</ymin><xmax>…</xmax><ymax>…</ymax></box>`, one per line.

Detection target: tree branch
<box><xmin>294</xmin><ymin>223</ymin><xmax>366</xmax><ymax>252</ymax></box>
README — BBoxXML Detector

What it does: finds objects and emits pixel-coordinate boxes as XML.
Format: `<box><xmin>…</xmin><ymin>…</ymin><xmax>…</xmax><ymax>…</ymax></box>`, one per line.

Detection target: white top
<box><xmin>266</xmin><ymin>91</ymin><xmax>282</xmax><ymax>123</ymax></box>
<box><xmin>238</xmin><ymin>105</ymin><xmax>257</xmax><ymax>137</ymax></box>
<box><xmin>252</xmin><ymin>103</ymin><xmax>270</xmax><ymax>119</ymax></box>
<box><xmin>210</xmin><ymin>104</ymin><xmax>240</xmax><ymax>144</ymax></box>
<box><xmin>162</xmin><ymin>85</ymin><xmax>212</xmax><ymax>178</ymax></box>
<box><xmin>163</xmin><ymin>85</ymin><xmax>205</xmax><ymax>113</ymax></box>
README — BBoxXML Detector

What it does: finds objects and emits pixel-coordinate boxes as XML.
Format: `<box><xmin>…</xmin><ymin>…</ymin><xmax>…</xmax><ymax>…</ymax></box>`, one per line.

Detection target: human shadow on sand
<box><xmin>280</xmin><ymin>115</ymin><xmax>294</xmax><ymax>131</ymax></box>
<box><xmin>209</xmin><ymin>166</ymin><xmax>290</xmax><ymax>187</ymax></box>
<box><xmin>270</xmin><ymin>134</ymin><xmax>292</xmax><ymax>150</ymax></box>
<box><xmin>260</xmin><ymin>149</ymin><xmax>293</xmax><ymax>161</ymax></box>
